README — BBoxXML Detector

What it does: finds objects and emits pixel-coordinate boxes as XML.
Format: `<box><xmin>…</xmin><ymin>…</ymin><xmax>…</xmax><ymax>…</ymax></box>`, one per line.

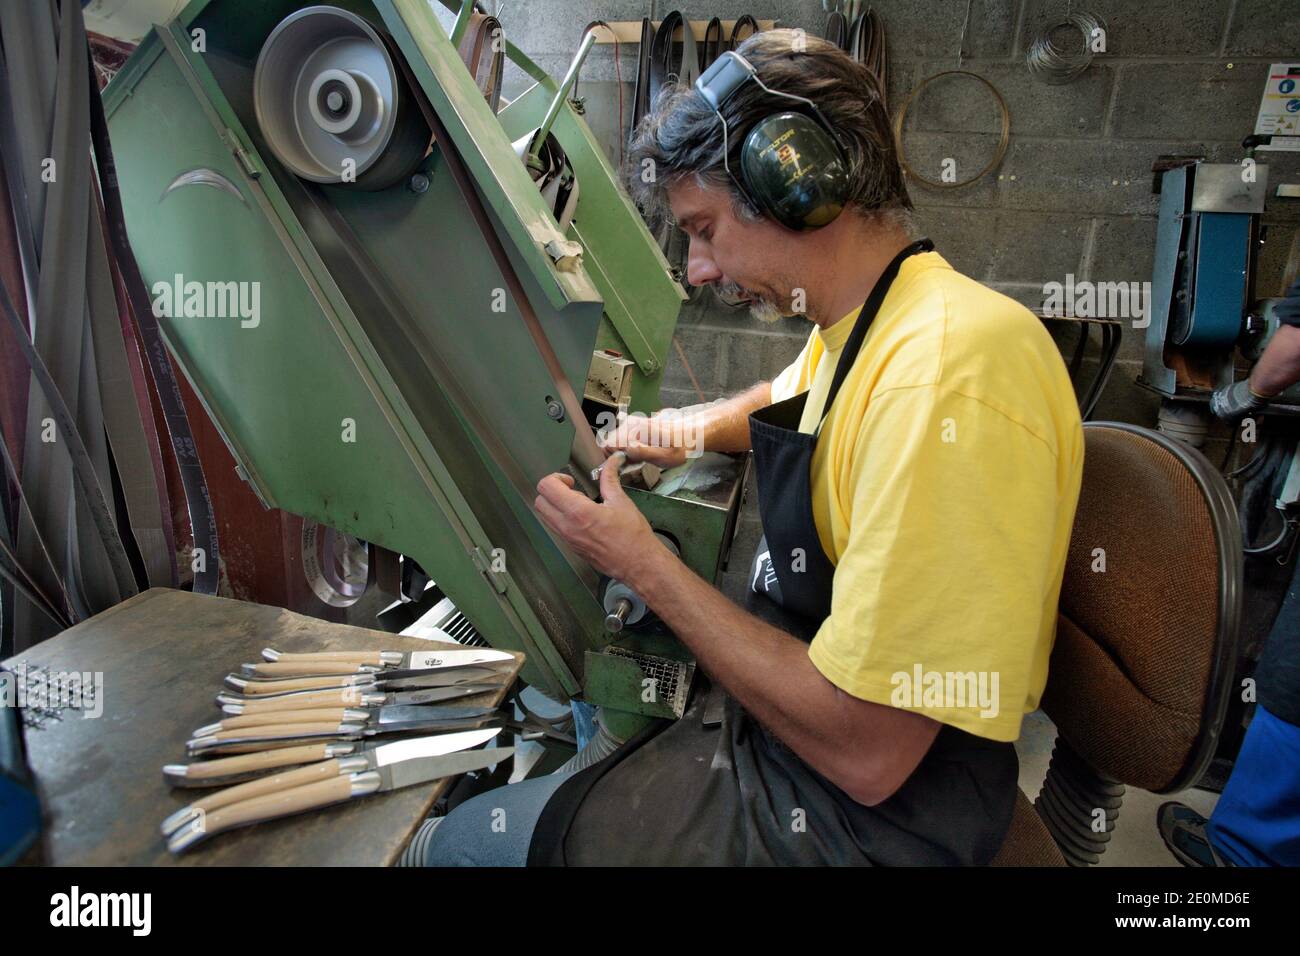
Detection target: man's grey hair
<box><xmin>625</xmin><ymin>29</ymin><xmax>914</xmax><ymax>233</ymax></box>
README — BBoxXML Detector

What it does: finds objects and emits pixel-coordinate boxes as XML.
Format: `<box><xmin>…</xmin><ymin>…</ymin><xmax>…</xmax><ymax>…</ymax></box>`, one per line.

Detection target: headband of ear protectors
<box><xmin>694</xmin><ymin>51</ymin><xmax>851</xmax><ymax>231</ymax></box>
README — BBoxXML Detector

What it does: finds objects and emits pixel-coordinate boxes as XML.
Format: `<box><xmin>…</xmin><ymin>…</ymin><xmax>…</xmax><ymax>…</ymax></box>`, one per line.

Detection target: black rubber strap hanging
<box><xmin>701</xmin><ymin>17</ymin><xmax>724</xmax><ymax>71</ymax></box>
<box><xmin>84</xmin><ymin>49</ymin><xmax>220</xmax><ymax>595</ymax></box>
<box><xmin>648</xmin><ymin>11</ymin><xmax>701</xmax><ymax>108</ymax></box>
<box><xmin>846</xmin><ymin>8</ymin><xmax>889</xmax><ymax>110</ymax></box>
<box><xmin>646</xmin><ymin>12</ymin><xmax>702</xmax><ymax>280</ymax></box>
<box><xmin>729</xmin><ymin>14</ymin><xmax>761</xmax><ymax>50</ymax></box>
<box><xmin>629</xmin><ymin>16</ymin><xmax>654</xmax><ymax>141</ymax></box>
<box><xmin>824</xmin><ymin>11</ymin><xmax>848</xmax><ymax>49</ymax></box>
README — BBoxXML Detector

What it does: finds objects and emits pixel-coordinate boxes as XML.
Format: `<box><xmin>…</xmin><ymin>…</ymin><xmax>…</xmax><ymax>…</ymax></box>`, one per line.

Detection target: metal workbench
<box><xmin>6</xmin><ymin>588</ymin><xmax>523</xmax><ymax>866</ymax></box>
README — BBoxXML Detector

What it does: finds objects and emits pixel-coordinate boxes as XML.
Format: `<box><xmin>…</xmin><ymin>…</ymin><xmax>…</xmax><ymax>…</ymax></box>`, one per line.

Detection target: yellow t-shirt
<box><xmin>769</xmin><ymin>250</ymin><xmax>1083</xmax><ymax>742</ymax></box>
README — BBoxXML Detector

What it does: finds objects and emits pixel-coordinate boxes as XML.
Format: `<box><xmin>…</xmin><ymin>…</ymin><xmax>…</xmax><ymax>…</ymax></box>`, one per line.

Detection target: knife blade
<box><xmin>162</xmin><ymin>728</ymin><xmax>503</xmax><ymax>835</ymax></box>
<box><xmin>185</xmin><ymin>706</ymin><xmax>500</xmax><ymax>755</ymax></box>
<box><xmin>215</xmin><ymin>682</ymin><xmax>501</xmax><ymax>714</ymax></box>
<box><xmin>167</xmin><ymin>745</ymin><xmax>515</xmax><ymax>853</ymax></box>
<box><xmin>243</xmin><ymin>647</ymin><xmax>514</xmax><ymax>679</ymax></box>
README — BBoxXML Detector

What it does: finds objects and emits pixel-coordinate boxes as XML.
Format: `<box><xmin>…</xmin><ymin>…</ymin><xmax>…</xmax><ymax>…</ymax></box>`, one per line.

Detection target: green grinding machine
<box><xmin>103</xmin><ymin>0</ymin><xmax>748</xmax><ymax>749</ymax></box>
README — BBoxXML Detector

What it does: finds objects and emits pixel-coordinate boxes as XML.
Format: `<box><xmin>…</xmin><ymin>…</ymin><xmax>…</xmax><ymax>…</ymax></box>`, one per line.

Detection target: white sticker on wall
<box><xmin>1254</xmin><ymin>63</ymin><xmax>1300</xmax><ymax>151</ymax></box>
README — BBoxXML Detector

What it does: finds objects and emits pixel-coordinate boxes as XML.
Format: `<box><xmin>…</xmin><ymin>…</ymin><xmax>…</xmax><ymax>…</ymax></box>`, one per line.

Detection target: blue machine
<box><xmin>1141</xmin><ymin>160</ymin><xmax>1272</xmax><ymax>400</ymax></box>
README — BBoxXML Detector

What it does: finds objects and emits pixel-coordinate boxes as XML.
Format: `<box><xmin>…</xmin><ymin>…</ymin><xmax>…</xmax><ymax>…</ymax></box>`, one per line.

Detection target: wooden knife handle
<box><xmin>161</xmin><ymin>759</ymin><xmax>347</xmax><ymax>835</ymax></box>
<box><xmin>164</xmin><ymin>743</ymin><xmax>334</xmax><ymax>783</ymax></box>
<box><xmin>265</xmin><ymin>651</ymin><xmax>383</xmax><ymax>664</ymax></box>
<box><xmin>187</xmin><ymin>723</ymin><xmax>353</xmax><ymax>757</ymax></box>
<box><xmin>168</xmin><ymin>773</ymin><xmax>371</xmax><ymax>852</ymax></box>
<box><xmin>234</xmin><ymin>688</ymin><xmax>364</xmax><ymax>713</ymax></box>
<box><xmin>212</xmin><ymin>708</ymin><xmax>351</xmax><ymax>732</ymax></box>
<box><xmin>235</xmin><ymin>675</ymin><xmax>359</xmax><ymax>695</ymax></box>
<box><xmin>246</xmin><ymin>661</ymin><xmax>369</xmax><ymax>678</ymax></box>
<box><xmin>189</xmin><ymin>737</ymin><xmax>352</xmax><ymax>756</ymax></box>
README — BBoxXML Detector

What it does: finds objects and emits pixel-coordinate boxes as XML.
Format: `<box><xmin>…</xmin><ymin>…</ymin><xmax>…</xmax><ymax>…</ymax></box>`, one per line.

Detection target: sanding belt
<box><xmin>830</xmin><ymin>8</ymin><xmax>888</xmax><ymax>110</ymax></box>
<box><xmin>85</xmin><ymin>31</ymin><xmax>220</xmax><ymax>600</ymax></box>
<box><xmin>456</xmin><ymin>11</ymin><xmax>505</xmax><ymax>114</ymax></box>
<box><xmin>634</xmin><ymin>12</ymin><xmax>760</xmax><ymax>132</ymax></box>
<box><xmin>0</xmin><ymin>1</ymin><xmax>196</xmax><ymax>650</ymax></box>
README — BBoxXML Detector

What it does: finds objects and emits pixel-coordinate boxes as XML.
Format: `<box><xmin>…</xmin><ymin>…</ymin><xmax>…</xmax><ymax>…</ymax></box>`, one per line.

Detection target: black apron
<box><xmin>530</xmin><ymin>239</ymin><xmax>1018</xmax><ymax>865</ymax></box>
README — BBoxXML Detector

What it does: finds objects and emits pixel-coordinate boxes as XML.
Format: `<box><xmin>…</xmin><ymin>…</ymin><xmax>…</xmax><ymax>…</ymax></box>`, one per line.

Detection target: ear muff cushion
<box><xmin>739</xmin><ymin>112</ymin><xmax>850</xmax><ymax>231</ymax></box>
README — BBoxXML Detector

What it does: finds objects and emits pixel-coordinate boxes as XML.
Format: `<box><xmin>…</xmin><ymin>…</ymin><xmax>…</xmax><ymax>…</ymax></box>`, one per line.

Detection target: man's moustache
<box><xmin>714</xmin><ymin>281</ymin><xmax>752</xmax><ymax>308</ymax></box>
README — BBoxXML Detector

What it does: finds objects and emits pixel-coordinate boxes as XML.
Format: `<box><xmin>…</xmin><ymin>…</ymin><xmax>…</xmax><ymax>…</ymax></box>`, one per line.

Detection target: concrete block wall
<box><xmin>472</xmin><ymin>0</ymin><xmax>1300</xmax><ymax>593</ymax></box>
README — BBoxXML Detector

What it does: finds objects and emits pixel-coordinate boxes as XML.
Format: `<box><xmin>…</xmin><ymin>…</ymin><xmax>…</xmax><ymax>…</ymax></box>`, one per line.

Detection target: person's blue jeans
<box><xmin>1206</xmin><ymin>704</ymin><xmax>1300</xmax><ymax>866</ymax></box>
<box><xmin>423</xmin><ymin>770</ymin><xmax>574</xmax><ymax>866</ymax></box>
<box><xmin>423</xmin><ymin>700</ymin><xmax>595</xmax><ymax>865</ymax></box>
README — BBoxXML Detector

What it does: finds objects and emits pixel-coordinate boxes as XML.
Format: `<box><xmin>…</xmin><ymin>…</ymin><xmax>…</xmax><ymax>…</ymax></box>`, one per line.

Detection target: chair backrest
<box><xmin>1043</xmin><ymin>422</ymin><xmax>1242</xmax><ymax>794</ymax></box>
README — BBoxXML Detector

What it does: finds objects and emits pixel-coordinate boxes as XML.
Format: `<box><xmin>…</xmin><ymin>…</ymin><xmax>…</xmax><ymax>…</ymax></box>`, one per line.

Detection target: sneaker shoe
<box><xmin>1157</xmin><ymin>801</ymin><xmax>1233</xmax><ymax>867</ymax></box>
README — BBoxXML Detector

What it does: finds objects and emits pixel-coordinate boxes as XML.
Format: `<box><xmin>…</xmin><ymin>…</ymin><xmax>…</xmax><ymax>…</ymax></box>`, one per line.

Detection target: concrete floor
<box><xmin>1015</xmin><ymin>709</ymin><xmax>1216</xmax><ymax>867</ymax></box>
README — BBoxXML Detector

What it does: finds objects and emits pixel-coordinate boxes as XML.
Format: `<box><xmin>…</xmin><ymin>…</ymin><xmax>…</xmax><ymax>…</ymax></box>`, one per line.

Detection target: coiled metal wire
<box><xmin>1026</xmin><ymin>11</ymin><xmax>1105</xmax><ymax>85</ymax></box>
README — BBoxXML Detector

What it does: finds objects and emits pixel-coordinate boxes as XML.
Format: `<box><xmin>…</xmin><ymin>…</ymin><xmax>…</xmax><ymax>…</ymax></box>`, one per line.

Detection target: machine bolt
<box><xmin>604</xmin><ymin>597</ymin><xmax>633</xmax><ymax>633</ymax></box>
<box><xmin>408</xmin><ymin>173</ymin><xmax>430</xmax><ymax>194</ymax></box>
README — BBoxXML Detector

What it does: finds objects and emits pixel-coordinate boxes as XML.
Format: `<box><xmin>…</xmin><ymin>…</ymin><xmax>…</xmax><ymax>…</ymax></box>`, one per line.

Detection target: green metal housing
<box><xmin>102</xmin><ymin>0</ymin><xmax>745</xmax><ymax>708</ymax></box>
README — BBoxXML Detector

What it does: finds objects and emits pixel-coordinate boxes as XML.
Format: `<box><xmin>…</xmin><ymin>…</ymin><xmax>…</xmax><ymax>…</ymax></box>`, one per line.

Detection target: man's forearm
<box><xmin>628</xmin><ymin>545</ymin><xmax>937</xmax><ymax>805</ymax></box>
<box><xmin>693</xmin><ymin>381</ymin><xmax>772</xmax><ymax>453</ymax></box>
<box><xmin>1250</xmin><ymin>324</ymin><xmax>1300</xmax><ymax>398</ymax></box>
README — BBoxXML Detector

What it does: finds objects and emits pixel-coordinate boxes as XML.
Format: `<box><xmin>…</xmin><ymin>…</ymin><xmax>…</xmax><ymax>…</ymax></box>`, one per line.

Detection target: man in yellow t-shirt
<box><xmin>429</xmin><ymin>31</ymin><xmax>1082</xmax><ymax>867</ymax></box>
<box><xmin>766</xmin><ymin>246</ymin><xmax>1083</xmax><ymax>742</ymax></box>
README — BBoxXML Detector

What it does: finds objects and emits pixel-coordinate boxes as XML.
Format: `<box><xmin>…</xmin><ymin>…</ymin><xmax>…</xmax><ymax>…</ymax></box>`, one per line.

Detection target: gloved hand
<box><xmin>597</xmin><ymin>399</ymin><xmax>724</xmax><ymax>468</ymax></box>
<box><xmin>1210</xmin><ymin>379</ymin><xmax>1268</xmax><ymax>421</ymax></box>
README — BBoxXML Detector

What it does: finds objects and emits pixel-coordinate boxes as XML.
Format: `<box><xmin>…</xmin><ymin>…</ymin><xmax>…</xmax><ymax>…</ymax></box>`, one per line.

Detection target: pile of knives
<box><xmin>160</xmin><ymin>645</ymin><xmax>519</xmax><ymax>854</ymax></box>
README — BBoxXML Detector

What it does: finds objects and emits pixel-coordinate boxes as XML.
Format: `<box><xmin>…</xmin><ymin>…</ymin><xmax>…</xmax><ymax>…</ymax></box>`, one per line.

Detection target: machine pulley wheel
<box><xmin>254</xmin><ymin>5</ymin><xmax>429</xmax><ymax>190</ymax></box>
<box><xmin>301</xmin><ymin>519</ymin><xmax>370</xmax><ymax>608</ymax></box>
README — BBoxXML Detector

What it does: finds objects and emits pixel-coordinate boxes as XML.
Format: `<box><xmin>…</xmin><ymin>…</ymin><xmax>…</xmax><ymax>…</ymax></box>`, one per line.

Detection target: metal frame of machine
<box><xmin>101</xmin><ymin>0</ymin><xmax>748</xmax><ymax>737</ymax></box>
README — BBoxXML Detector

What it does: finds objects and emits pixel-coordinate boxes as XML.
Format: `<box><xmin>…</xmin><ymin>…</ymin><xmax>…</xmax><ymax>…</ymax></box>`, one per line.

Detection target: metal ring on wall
<box><xmin>892</xmin><ymin>70</ymin><xmax>1010</xmax><ymax>190</ymax></box>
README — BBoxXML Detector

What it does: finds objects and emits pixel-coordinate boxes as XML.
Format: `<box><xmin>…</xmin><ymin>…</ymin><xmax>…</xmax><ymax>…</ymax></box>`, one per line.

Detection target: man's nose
<box><xmin>685</xmin><ymin>238</ymin><xmax>722</xmax><ymax>288</ymax></box>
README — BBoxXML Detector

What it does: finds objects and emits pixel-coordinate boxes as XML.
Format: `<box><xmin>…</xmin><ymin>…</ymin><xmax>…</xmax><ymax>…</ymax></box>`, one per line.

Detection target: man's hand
<box><xmin>534</xmin><ymin>459</ymin><xmax>667</xmax><ymax>584</ymax></box>
<box><xmin>1210</xmin><ymin>379</ymin><xmax>1268</xmax><ymax>421</ymax></box>
<box><xmin>598</xmin><ymin>411</ymin><xmax>695</xmax><ymax>469</ymax></box>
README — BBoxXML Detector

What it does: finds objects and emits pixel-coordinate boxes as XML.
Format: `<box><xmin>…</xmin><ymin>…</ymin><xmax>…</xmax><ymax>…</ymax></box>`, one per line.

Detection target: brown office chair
<box><xmin>991</xmin><ymin>421</ymin><xmax>1243</xmax><ymax>866</ymax></box>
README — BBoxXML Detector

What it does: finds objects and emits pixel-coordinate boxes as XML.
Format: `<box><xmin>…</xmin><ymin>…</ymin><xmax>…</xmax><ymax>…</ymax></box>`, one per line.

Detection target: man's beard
<box><xmin>714</xmin><ymin>281</ymin><xmax>788</xmax><ymax>325</ymax></box>
<box><xmin>747</xmin><ymin>297</ymin><xmax>785</xmax><ymax>324</ymax></box>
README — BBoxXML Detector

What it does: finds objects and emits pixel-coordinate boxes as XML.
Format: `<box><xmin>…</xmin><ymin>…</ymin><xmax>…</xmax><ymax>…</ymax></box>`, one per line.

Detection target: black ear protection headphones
<box><xmin>694</xmin><ymin>51</ymin><xmax>852</xmax><ymax>231</ymax></box>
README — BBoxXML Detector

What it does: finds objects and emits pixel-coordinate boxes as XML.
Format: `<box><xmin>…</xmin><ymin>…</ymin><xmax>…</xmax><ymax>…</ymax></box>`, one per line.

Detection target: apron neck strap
<box><xmin>815</xmin><ymin>237</ymin><xmax>934</xmax><ymax>436</ymax></box>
